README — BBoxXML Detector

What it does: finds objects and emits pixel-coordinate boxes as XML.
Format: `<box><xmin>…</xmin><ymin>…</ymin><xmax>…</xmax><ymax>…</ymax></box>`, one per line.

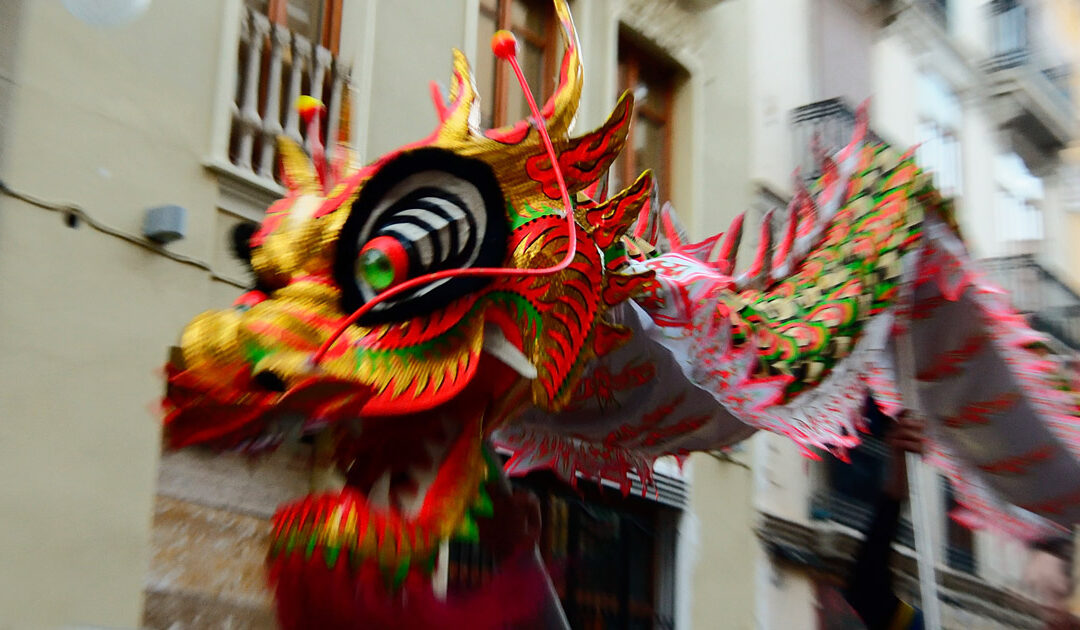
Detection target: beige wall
<box><xmin>686</xmin><ymin>447</ymin><xmax>758</xmax><ymax>630</ymax></box>
<box><xmin>0</xmin><ymin>0</ymin><xmax>238</xmax><ymax>626</ymax></box>
<box><xmin>749</xmin><ymin>0</ymin><xmax>814</xmax><ymax>199</ymax></box>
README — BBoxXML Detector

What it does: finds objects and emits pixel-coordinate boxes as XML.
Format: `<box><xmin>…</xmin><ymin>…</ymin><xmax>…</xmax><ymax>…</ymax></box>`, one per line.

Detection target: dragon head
<box><xmin>163</xmin><ymin>0</ymin><xmax>656</xmax><ymax>611</ymax></box>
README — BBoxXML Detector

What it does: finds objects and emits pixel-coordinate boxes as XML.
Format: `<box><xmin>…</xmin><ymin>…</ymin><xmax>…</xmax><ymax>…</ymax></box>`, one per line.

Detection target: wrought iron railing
<box><xmin>981</xmin><ymin>255</ymin><xmax>1080</xmax><ymax>350</ymax></box>
<box><xmin>791</xmin><ymin>99</ymin><xmax>882</xmax><ymax>184</ymax></box>
<box><xmin>946</xmin><ymin>545</ymin><xmax>977</xmax><ymax>574</ymax></box>
<box><xmin>985</xmin><ymin>0</ymin><xmax>1072</xmax><ymax>106</ymax></box>
<box><xmin>988</xmin><ymin>0</ymin><xmax>1028</xmax><ymax>69</ymax></box>
<box><xmin>810</xmin><ymin>489</ymin><xmax>916</xmax><ymax>549</ymax></box>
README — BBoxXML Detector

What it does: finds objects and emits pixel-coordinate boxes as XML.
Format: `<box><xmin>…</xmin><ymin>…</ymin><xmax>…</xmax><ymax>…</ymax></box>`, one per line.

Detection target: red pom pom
<box><xmin>491</xmin><ymin>30</ymin><xmax>517</xmax><ymax>60</ymax></box>
<box><xmin>296</xmin><ymin>95</ymin><xmax>325</xmax><ymax>123</ymax></box>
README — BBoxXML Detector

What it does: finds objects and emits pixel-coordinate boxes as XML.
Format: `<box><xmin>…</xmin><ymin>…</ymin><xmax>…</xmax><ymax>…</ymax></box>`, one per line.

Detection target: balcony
<box><xmin>810</xmin><ymin>488</ymin><xmax>917</xmax><ymax>549</ymax></box>
<box><xmin>984</xmin><ymin>1</ymin><xmax>1077</xmax><ymax>169</ymax></box>
<box><xmin>225</xmin><ymin>3</ymin><xmax>351</xmax><ymax>187</ymax></box>
<box><xmin>791</xmin><ymin>98</ymin><xmax>883</xmax><ymax>184</ymax></box>
<box><xmin>981</xmin><ymin>254</ymin><xmax>1080</xmax><ymax>351</ymax></box>
<box><xmin>946</xmin><ymin>545</ymin><xmax>977</xmax><ymax>574</ymax></box>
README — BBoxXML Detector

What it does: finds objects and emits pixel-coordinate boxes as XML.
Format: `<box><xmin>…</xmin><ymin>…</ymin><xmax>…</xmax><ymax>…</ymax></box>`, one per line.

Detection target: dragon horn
<box><xmin>503</xmin><ymin>0</ymin><xmax>582</xmax><ymax>139</ymax></box>
<box><xmin>771</xmin><ymin>203</ymin><xmax>798</xmax><ymax>280</ymax></box>
<box><xmin>837</xmin><ymin>98</ymin><xmax>870</xmax><ymax>164</ymax></box>
<box><xmin>714</xmin><ymin>211</ymin><xmax>745</xmax><ymax>275</ymax></box>
<box><xmin>438</xmin><ymin>50</ymin><xmax>480</xmax><ymax>139</ymax></box>
<box><xmin>659</xmin><ymin>202</ymin><xmax>685</xmax><ymax>251</ymax></box>
<box><xmin>737</xmin><ymin>208</ymin><xmax>774</xmax><ymax>290</ymax></box>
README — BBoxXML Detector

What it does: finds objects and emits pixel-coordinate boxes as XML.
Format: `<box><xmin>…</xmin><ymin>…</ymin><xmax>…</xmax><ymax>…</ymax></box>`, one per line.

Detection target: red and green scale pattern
<box><xmin>734</xmin><ymin>142</ymin><xmax>936</xmax><ymax>398</ymax></box>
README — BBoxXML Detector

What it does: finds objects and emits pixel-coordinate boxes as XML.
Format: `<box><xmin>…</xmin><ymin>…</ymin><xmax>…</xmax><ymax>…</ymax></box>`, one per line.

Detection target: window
<box><xmin>990</xmin><ymin>0</ymin><xmax>1028</xmax><ymax>63</ymax></box>
<box><xmin>248</xmin><ymin>0</ymin><xmax>341</xmax><ymax>53</ymax></box>
<box><xmin>917</xmin><ymin>72</ymin><xmax>963</xmax><ymax>197</ymax></box>
<box><xmin>814</xmin><ymin>400</ymin><xmax>890</xmax><ymax>528</ymax></box>
<box><xmin>994</xmin><ymin>153</ymin><xmax>1045</xmax><ymax>250</ymax></box>
<box><xmin>811</xmin><ymin>398</ymin><xmax>915</xmax><ymax>546</ymax></box>
<box><xmin>943</xmin><ymin>479</ymin><xmax>977</xmax><ymax>574</ymax></box>
<box><xmin>448</xmin><ymin>469</ymin><xmax>678</xmax><ymax>629</ymax></box>
<box><xmin>475</xmin><ymin>0</ymin><xmax>558</xmax><ymax>129</ymax></box>
<box><xmin>614</xmin><ymin>36</ymin><xmax>678</xmax><ymax>202</ymax></box>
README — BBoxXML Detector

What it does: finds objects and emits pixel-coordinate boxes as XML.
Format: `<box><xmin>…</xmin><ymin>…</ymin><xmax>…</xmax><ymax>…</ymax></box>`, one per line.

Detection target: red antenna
<box><xmin>297</xmin><ymin>95</ymin><xmax>329</xmax><ymax>192</ymax></box>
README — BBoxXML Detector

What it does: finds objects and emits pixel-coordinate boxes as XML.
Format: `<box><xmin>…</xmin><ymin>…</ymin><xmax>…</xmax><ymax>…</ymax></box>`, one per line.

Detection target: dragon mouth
<box><xmin>164</xmin><ymin>341</ymin><xmax>530</xmax><ymax>582</ymax></box>
<box><xmin>269</xmin><ymin>398</ymin><xmax>497</xmax><ymax>577</ymax></box>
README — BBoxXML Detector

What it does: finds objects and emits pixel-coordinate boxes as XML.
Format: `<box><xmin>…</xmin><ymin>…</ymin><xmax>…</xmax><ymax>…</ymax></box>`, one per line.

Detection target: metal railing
<box><xmin>988</xmin><ymin>0</ymin><xmax>1028</xmax><ymax>69</ymax></box>
<box><xmin>985</xmin><ymin>0</ymin><xmax>1072</xmax><ymax>106</ymax></box>
<box><xmin>946</xmin><ymin>545</ymin><xmax>977</xmax><ymax>574</ymax></box>
<box><xmin>810</xmin><ymin>489</ymin><xmax>916</xmax><ymax>549</ymax></box>
<box><xmin>791</xmin><ymin>98</ymin><xmax>882</xmax><ymax>184</ymax></box>
<box><xmin>980</xmin><ymin>255</ymin><xmax>1080</xmax><ymax>350</ymax></box>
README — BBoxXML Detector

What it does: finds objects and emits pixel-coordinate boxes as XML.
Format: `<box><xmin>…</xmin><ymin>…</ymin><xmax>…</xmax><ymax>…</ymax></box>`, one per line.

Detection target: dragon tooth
<box><xmin>658</xmin><ymin>202</ymin><xmax>686</xmax><ymax>250</ymax></box>
<box><xmin>482</xmin><ymin>324</ymin><xmax>538</xmax><ymax>379</ymax></box>
<box><xmin>471</xmin><ymin>484</ymin><xmax>494</xmax><ymax>519</ymax></box>
<box><xmin>454</xmin><ymin>512</ymin><xmax>479</xmax><ymax>542</ymax></box>
<box><xmin>368</xmin><ymin>472</ymin><xmax>391</xmax><ymax>510</ymax></box>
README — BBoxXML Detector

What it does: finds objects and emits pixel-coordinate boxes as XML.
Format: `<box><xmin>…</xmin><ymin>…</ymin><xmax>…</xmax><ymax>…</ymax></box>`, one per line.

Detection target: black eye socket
<box><xmin>333</xmin><ymin>148</ymin><xmax>508</xmax><ymax>325</ymax></box>
<box><xmin>230</xmin><ymin>222</ymin><xmax>258</xmax><ymax>265</ymax></box>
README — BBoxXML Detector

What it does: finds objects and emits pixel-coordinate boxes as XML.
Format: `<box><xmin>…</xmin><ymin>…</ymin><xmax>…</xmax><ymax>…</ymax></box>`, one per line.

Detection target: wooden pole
<box><xmin>896</xmin><ymin>273</ymin><xmax>944</xmax><ymax>630</ymax></box>
<box><xmin>907</xmin><ymin>452</ymin><xmax>944</xmax><ymax>630</ymax></box>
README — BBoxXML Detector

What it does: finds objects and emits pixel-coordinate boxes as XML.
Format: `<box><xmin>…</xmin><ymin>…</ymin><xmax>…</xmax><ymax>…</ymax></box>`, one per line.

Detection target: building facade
<box><xmin>0</xmin><ymin>0</ymin><xmax>1076</xmax><ymax>628</ymax></box>
<box><xmin>719</xmin><ymin>0</ymin><xmax>1080</xmax><ymax>628</ymax></box>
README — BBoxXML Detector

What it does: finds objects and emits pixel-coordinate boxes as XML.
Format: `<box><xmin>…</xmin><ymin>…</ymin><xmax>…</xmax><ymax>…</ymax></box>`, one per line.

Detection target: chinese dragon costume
<box><xmin>162</xmin><ymin>1</ymin><xmax>1080</xmax><ymax>626</ymax></box>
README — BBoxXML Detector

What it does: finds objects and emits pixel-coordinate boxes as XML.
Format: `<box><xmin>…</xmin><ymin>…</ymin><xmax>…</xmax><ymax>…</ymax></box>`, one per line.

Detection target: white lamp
<box><xmin>62</xmin><ymin>0</ymin><xmax>151</xmax><ymax>27</ymax></box>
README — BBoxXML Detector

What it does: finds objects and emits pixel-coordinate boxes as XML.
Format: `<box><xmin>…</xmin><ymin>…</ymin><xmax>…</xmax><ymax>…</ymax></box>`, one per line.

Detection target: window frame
<box><xmin>616</xmin><ymin>36</ymin><xmax>677</xmax><ymax>202</ymax></box>
<box><xmin>265</xmin><ymin>0</ymin><xmax>343</xmax><ymax>54</ymax></box>
<box><xmin>446</xmin><ymin>466</ymin><xmax>679</xmax><ymax>628</ymax></box>
<box><xmin>479</xmin><ymin>0</ymin><xmax>558</xmax><ymax>128</ymax></box>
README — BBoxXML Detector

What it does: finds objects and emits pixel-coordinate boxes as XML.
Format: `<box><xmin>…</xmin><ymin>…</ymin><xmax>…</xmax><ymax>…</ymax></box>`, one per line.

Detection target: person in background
<box><xmin>845</xmin><ymin>400</ymin><xmax>1080</xmax><ymax>630</ymax></box>
<box><xmin>843</xmin><ymin>402</ymin><xmax>925</xmax><ymax>630</ymax></box>
<box><xmin>1026</xmin><ymin>535</ymin><xmax>1079</xmax><ymax>630</ymax></box>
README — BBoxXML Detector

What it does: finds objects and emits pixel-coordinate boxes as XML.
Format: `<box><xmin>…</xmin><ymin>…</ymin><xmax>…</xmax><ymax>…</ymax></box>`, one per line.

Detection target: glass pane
<box><xmin>286</xmin><ymin>0</ymin><xmax>323</xmax><ymax>43</ymax></box>
<box><xmin>637</xmin><ymin>69</ymin><xmax>670</xmax><ymax>114</ymax></box>
<box><xmin>512</xmin><ymin>0</ymin><xmax>548</xmax><ymax>37</ymax></box>
<box><xmin>476</xmin><ymin>11</ymin><xmax>498</xmax><ymax>128</ymax></box>
<box><xmin>635</xmin><ymin>117</ymin><xmax>667</xmax><ymax>196</ymax></box>
<box><xmin>504</xmin><ymin>39</ymin><xmax>545</xmax><ymax>125</ymax></box>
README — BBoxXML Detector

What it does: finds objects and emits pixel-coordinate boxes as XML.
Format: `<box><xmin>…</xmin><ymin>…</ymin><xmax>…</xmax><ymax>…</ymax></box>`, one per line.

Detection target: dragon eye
<box><xmin>334</xmin><ymin>149</ymin><xmax>508</xmax><ymax>324</ymax></box>
<box><xmin>356</xmin><ymin>236</ymin><xmax>408</xmax><ymax>292</ymax></box>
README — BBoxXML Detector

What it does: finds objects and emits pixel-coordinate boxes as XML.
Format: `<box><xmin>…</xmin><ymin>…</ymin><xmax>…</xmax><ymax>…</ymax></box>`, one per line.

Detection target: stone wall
<box><xmin>142</xmin><ymin>446</ymin><xmax>317</xmax><ymax>629</ymax></box>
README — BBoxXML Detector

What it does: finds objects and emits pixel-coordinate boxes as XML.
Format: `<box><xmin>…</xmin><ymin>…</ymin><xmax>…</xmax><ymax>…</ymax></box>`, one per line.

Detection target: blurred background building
<box><xmin>0</xmin><ymin>0</ymin><xmax>1077</xmax><ymax>628</ymax></box>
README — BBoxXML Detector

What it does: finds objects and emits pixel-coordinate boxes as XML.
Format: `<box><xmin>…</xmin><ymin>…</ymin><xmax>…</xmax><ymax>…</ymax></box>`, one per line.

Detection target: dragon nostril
<box><xmin>253</xmin><ymin>370</ymin><xmax>287</xmax><ymax>392</ymax></box>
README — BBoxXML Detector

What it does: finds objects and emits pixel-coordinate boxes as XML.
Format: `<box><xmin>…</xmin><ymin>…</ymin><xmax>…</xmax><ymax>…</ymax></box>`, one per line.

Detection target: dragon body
<box><xmin>163</xmin><ymin>1</ymin><xmax>1080</xmax><ymax>625</ymax></box>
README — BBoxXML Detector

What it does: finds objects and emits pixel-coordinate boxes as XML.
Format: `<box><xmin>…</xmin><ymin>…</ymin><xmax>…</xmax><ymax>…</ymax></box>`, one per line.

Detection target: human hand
<box><xmin>883</xmin><ymin>412</ymin><xmax>925</xmax><ymax>500</ymax></box>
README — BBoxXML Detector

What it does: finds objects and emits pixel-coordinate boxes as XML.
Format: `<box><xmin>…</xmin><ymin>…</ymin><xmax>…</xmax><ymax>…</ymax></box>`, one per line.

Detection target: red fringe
<box><xmin>271</xmin><ymin>551</ymin><xmax>551</xmax><ymax>630</ymax></box>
